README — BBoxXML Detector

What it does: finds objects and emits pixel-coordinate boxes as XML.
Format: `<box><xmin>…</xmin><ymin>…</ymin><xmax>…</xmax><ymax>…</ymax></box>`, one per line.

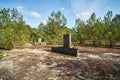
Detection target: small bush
<box><xmin>0</xmin><ymin>29</ymin><xmax>14</xmax><ymax>50</ymax></box>
<box><xmin>4</xmin><ymin>39</ymin><xmax>14</xmax><ymax>50</ymax></box>
<box><xmin>0</xmin><ymin>51</ymin><xmax>4</xmax><ymax>59</ymax></box>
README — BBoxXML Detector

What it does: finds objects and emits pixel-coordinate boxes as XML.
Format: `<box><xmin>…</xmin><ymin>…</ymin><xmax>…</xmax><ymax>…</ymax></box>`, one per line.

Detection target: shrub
<box><xmin>0</xmin><ymin>51</ymin><xmax>4</xmax><ymax>59</ymax></box>
<box><xmin>0</xmin><ymin>28</ymin><xmax>14</xmax><ymax>50</ymax></box>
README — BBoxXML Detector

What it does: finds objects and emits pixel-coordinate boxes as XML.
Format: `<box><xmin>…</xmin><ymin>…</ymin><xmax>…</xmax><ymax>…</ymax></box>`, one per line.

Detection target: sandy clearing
<box><xmin>0</xmin><ymin>47</ymin><xmax>120</xmax><ymax>80</ymax></box>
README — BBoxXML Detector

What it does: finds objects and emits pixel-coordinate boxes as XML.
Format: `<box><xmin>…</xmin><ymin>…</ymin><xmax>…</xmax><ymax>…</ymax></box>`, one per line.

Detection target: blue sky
<box><xmin>0</xmin><ymin>0</ymin><xmax>120</xmax><ymax>28</ymax></box>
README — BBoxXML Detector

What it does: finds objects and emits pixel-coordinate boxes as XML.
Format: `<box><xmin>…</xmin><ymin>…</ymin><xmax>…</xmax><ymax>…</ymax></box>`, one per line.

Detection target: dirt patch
<box><xmin>78</xmin><ymin>46</ymin><xmax>120</xmax><ymax>53</ymax></box>
<box><xmin>0</xmin><ymin>46</ymin><xmax>120</xmax><ymax>80</ymax></box>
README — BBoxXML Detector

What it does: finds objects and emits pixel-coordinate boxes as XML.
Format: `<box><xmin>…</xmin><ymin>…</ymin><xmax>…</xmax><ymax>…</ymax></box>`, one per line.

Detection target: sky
<box><xmin>0</xmin><ymin>0</ymin><xmax>120</xmax><ymax>28</ymax></box>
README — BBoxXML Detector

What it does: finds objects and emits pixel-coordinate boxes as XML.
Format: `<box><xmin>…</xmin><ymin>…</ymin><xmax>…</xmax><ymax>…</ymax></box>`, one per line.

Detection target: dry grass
<box><xmin>0</xmin><ymin>45</ymin><xmax>120</xmax><ymax>80</ymax></box>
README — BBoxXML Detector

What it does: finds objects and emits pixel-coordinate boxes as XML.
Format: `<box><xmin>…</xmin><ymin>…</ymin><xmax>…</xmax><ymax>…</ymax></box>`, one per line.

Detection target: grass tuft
<box><xmin>0</xmin><ymin>50</ymin><xmax>4</xmax><ymax>59</ymax></box>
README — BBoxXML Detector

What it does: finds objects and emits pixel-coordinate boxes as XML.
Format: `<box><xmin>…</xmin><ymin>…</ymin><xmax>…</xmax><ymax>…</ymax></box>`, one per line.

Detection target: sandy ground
<box><xmin>0</xmin><ymin>46</ymin><xmax>120</xmax><ymax>80</ymax></box>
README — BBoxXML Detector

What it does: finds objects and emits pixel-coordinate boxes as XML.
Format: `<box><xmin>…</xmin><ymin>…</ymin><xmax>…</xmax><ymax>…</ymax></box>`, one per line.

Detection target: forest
<box><xmin>0</xmin><ymin>8</ymin><xmax>120</xmax><ymax>50</ymax></box>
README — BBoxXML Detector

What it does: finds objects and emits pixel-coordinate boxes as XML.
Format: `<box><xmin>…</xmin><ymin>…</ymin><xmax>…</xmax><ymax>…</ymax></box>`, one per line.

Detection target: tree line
<box><xmin>0</xmin><ymin>8</ymin><xmax>120</xmax><ymax>49</ymax></box>
<box><xmin>38</xmin><ymin>11</ymin><xmax>120</xmax><ymax>47</ymax></box>
<box><xmin>74</xmin><ymin>11</ymin><xmax>120</xmax><ymax>47</ymax></box>
<box><xmin>0</xmin><ymin>8</ymin><xmax>36</xmax><ymax>49</ymax></box>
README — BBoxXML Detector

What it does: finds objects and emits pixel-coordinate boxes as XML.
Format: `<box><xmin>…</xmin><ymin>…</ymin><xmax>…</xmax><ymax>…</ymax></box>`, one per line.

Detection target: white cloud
<box><xmin>70</xmin><ymin>0</ymin><xmax>108</xmax><ymax>19</ymax></box>
<box><xmin>76</xmin><ymin>12</ymin><xmax>92</xmax><ymax>19</ymax></box>
<box><xmin>60</xmin><ymin>8</ymin><xmax>65</xmax><ymax>11</ymax></box>
<box><xmin>16</xmin><ymin>6</ymin><xmax>24</xmax><ymax>12</ymax></box>
<box><xmin>16</xmin><ymin>6</ymin><xmax>41</xmax><ymax>19</ymax></box>
<box><xmin>16</xmin><ymin>6</ymin><xmax>23</xmax><ymax>10</ymax></box>
<box><xmin>28</xmin><ymin>11</ymin><xmax>41</xmax><ymax>18</ymax></box>
<box><xmin>60</xmin><ymin>7</ymin><xmax>67</xmax><ymax>14</ymax></box>
<box><xmin>81</xmin><ymin>12</ymin><xmax>92</xmax><ymax>19</ymax></box>
<box><xmin>76</xmin><ymin>13</ymin><xmax>81</xmax><ymax>18</ymax></box>
<box><xmin>42</xmin><ymin>20</ymin><xmax>47</xmax><ymax>25</ymax></box>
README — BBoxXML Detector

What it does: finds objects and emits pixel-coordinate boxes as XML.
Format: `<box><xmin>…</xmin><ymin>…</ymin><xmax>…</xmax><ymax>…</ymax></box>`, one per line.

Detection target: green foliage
<box><xmin>112</xmin><ymin>14</ymin><xmax>120</xmax><ymax>42</ymax></box>
<box><xmin>0</xmin><ymin>28</ymin><xmax>14</xmax><ymax>49</ymax></box>
<box><xmin>0</xmin><ymin>8</ymin><xmax>32</xmax><ymax>49</ymax></box>
<box><xmin>75</xmin><ymin>18</ymin><xmax>87</xmax><ymax>44</ymax></box>
<box><xmin>30</xmin><ymin>31</ymin><xmax>38</xmax><ymax>44</ymax></box>
<box><xmin>37</xmin><ymin>10</ymin><xmax>120</xmax><ymax>47</ymax></box>
<box><xmin>70</xmin><ymin>28</ymin><xmax>78</xmax><ymax>46</ymax></box>
<box><xmin>0</xmin><ymin>51</ymin><xmax>4</xmax><ymax>59</ymax></box>
<box><xmin>74</xmin><ymin>11</ymin><xmax>120</xmax><ymax>47</ymax></box>
<box><xmin>0</xmin><ymin>7</ymin><xmax>120</xmax><ymax>48</ymax></box>
<box><xmin>38</xmin><ymin>11</ymin><xmax>69</xmax><ymax>44</ymax></box>
<box><xmin>103</xmin><ymin>11</ymin><xmax>113</xmax><ymax>47</ymax></box>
